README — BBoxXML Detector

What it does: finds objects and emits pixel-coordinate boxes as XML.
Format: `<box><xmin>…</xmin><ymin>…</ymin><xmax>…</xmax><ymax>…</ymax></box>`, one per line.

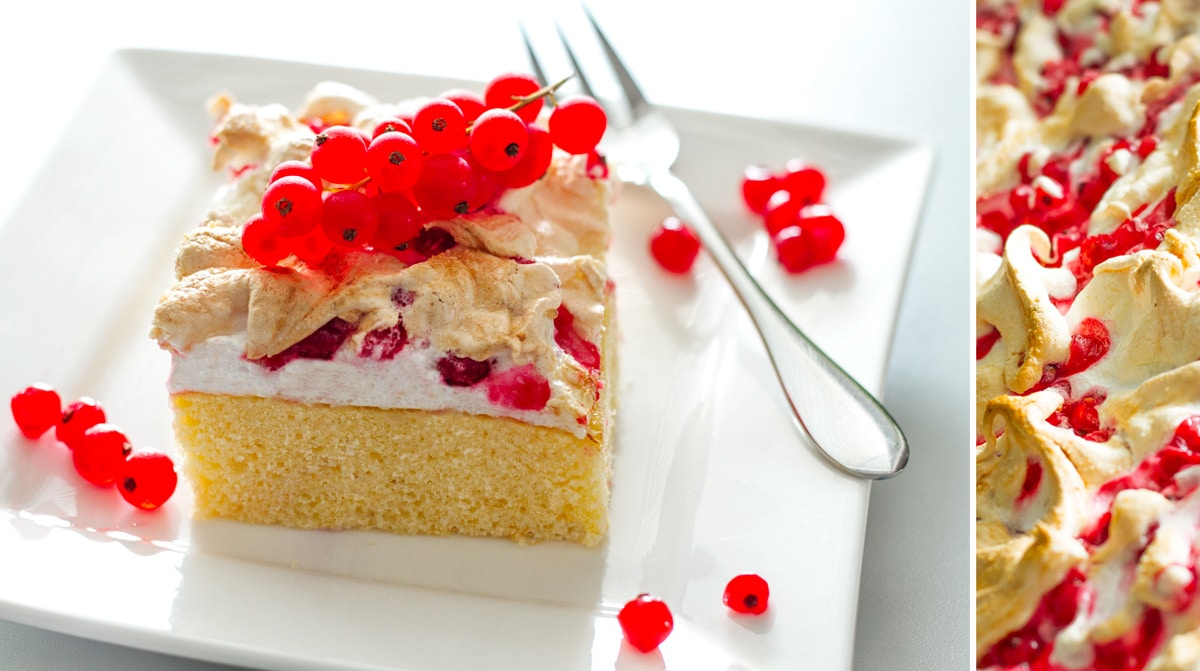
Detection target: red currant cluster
<box><xmin>9</xmin><ymin>384</ymin><xmax>178</xmax><ymax>510</ymax></box>
<box><xmin>242</xmin><ymin>73</ymin><xmax>608</xmax><ymax>268</ymax></box>
<box><xmin>741</xmin><ymin>160</ymin><xmax>845</xmax><ymax>273</ymax></box>
<box><xmin>616</xmin><ymin>573</ymin><xmax>769</xmax><ymax>653</ymax></box>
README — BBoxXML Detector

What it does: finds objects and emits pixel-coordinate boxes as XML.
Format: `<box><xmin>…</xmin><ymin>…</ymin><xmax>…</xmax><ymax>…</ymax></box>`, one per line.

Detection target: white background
<box><xmin>0</xmin><ymin>1</ymin><xmax>969</xmax><ymax>669</ymax></box>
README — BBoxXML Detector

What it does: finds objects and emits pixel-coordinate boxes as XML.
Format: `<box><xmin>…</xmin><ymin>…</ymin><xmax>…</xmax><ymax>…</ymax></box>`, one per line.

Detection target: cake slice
<box><xmin>150</xmin><ymin>80</ymin><xmax>616</xmax><ymax>545</ymax></box>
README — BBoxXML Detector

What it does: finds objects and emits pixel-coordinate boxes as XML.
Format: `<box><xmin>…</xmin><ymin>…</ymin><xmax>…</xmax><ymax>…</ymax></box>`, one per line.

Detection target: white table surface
<box><xmin>0</xmin><ymin>1</ymin><xmax>970</xmax><ymax>669</ymax></box>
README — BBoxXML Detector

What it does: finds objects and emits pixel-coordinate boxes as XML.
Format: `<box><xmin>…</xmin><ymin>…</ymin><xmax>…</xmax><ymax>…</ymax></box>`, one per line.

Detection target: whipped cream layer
<box><xmin>152</xmin><ymin>83</ymin><xmax>613</xmax><ymax>439</ymax></box>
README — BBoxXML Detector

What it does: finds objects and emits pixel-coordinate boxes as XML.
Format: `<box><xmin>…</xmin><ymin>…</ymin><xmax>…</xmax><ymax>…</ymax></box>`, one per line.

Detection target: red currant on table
<box><xmin>311</xmin><ymin>125</ymin><xmax>368</xmax><ymax>185</ymax></box>
<box><xmin>262</xmin><ymin>175</ymin><xmax>323</xmax><ymax>237</ymax></box>
<box><xmin>723</xmin><ymin>573</ymin><xmax>770</xmax><ymax>615</ymax></box>
<box><xmin>73</xmin><ymin>423</ymin><xmax>132</xmax><ymax>487</ymax></box>
<box><xmin>779</xmin><ymin>159</ymin><xmax>826</xmax><ymax>206</ymax></box>
<box><xmin>797</xmin><ymin>204</ymin><xmax>846</xmax><ymax>266</ymax></box>
<box><xmin>56</xmin><ymin>397</ymin><xmax>106</xmax><ymax>449</ymax></box>
<box><xmin>617</xmin><ymin>593</ymin><xmax>674</xmax><ymax>653</ymax></box>
<box><xmin>741</xmin><ymin>164</ymin><xmax>780</xmax><ymax>214</ymax></box>
<box><xmin>484</xmin><ymin>72</ymin><xmax>544</xmax><ymax>123</ymax></box>
<box><xmin>118</xmin><ymin>450</ymin><xmax>178</xmax><ymax>510</ymax></box>
<box><xmin>774</xmin><ymin>225</ymin><xmax>816</xmax><ymax>273</ymax></box>
<box><xmin>10</xmin><ymin>383</ymin><xmax>62</xmax><ymax>439</ymax></box>
<box><xmin>649</xmin><ymin>216</ymin><xmax>701</xmax><ymax>274</ymax></box>
<box><xmin>469</xmin><ymin>108</ymin><xmax>529</xmax><ymax>172</ymax></box>
<box><xmin>548</xmin><ymin>96</ymin><xmax>607</xmax><ymax>154</ymax></box>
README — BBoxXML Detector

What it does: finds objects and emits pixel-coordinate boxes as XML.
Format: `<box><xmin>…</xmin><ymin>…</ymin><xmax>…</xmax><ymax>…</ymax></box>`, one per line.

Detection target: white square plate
<box><xmin>0</xmin><ymin>49</ymin><xmax>931</xmax><ymax>670</ymax></box>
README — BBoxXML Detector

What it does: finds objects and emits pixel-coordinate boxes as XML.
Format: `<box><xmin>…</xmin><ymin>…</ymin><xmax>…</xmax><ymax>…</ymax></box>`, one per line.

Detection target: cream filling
<box><xmin>169</xmin><ymin>332</ymin><xmax>589</xmax><ymax>438</ymax></box>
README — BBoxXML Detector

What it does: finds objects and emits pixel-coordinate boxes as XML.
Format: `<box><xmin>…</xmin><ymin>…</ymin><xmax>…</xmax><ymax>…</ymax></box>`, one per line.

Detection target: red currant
<box><xmin>484</xmin><ymin>72</ymin><xmax>543</xmax><ymax>123</ymax></box>
<box><xmin>370</xmin><ymin>116</ymin><xmax>414</xmax><ymax>139</ymax></box>
<box><xmin>440</xmin><ymin>88</ymin><xmax>487</xmax><ymax>123</ymax></box>
<box><xmin>741</xmin><ymin>164</ymin><xmax>780</xmax><ymax>214</ymax></box>
<box><xmin>366</xmin><ymin>131</ymin><xmax>424</xmax><ymax>192</ymax></box>
<box><xmin>469</xmin><ymin>108</ymin><xmax>528</xmax><ymax>172</ymax></box>
<box><xmin>649</xmin><ymin>216</ymin><xmax>701</xmax><ymax>273</ymax></box>
<box><xmin>262</xmin><ymin>176</ymin><xmax>322</xmax><ymax>237</ymax></box>
<box><xmin>797</xmin><ymin>204</ymin><xmax>845</xmax><ymax>265</ymax></box>
<box><xmin>242</xmin><ymin>214</ymin><xmax>291</xmax><ymax>267</ymax></box>
<box><xmin>372</xmin><ymin>192</ymin><xmax>425</xmax><ymax>254</ymax></box>
<box><xmin>311</xmin><ymin>126</ymin><xmax>368</xmax><ymax>185</ymax></box>
<box><xmin>118</xmin><ymin>450</ymin><xmax>178</xmax><ymax>510</ymax></box>
<box><xmin>321</xmin><ymin>190</ymin><xmax>379</xmax><ymax>249</ymax></box>
<box><xmin>723</xmin><ymin>573</ymin><xmax>770</xmax><ymax>615</ymax></box>
<box><xmin>763</xmin><ymin>190</ymin><xmax>803</xmax><ymax>237</ymax></box>
<box><xmin>617</xmin><ymin>594</ymin><xmax>674</xmax><ymax>653</ymax></box>
<box><xmin>548</xmin><ymin>96</ymin><xmax>607</xmax><ymax>154</ymax></box>
<box><xmin>774</xmin><ymin>225</ymin><xmax>815</xmax><ymax>273</ymax></box>
<box><xmin>56</xmin><ymin>397</ymin><xmax>106</xmax><ymax>449</ymax></box>
<box><xmin>73</xmin><ymin>423</ymin><xmax>132</xmax><ymax>487</ymax></box>
<box><xmin>291</xmin><ymin>226</ymin><xmax>334</xmax><ymax>265</ymax></box>
<box><xmin>10</xmin><ymin>383</ymin><xmax>61</xmax><ymax>439</ymax></box>
<box><xmin>780</xmin><ymin>159</ymin><xmax>826</xmax><ymax>206</ymax></box>
<box><xmin>493</xmin><ymin>126</ymin><xmax>554</xmax><ymax>189</ymax></box>
<box><xmin>412</xmin><ymin>99</ymin><xmax>468</xmax><ymax>155</ymax></box>
<box><xmin>268</xmin><ymin>160</ymin><xmax>321</xmax><ymax>188</ymax></box>
<box><xmin>413</xmin><ymin>153</ymin><xmax>477</xmax><ymax>218</ymax></box>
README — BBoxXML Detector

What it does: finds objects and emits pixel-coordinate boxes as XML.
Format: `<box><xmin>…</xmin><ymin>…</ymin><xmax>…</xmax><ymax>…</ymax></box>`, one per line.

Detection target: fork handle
<box><xmin>646</xmin><ymin>168</ymin><xmax>909</xmax><ymax>479</ymax></box>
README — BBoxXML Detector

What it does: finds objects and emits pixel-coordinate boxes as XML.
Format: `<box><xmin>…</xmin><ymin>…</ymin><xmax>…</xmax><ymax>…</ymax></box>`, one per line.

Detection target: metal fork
<box><xmin>522</xmin><ymin>11</ymin><xmax>909</xmax><ymax>479</ymax></box>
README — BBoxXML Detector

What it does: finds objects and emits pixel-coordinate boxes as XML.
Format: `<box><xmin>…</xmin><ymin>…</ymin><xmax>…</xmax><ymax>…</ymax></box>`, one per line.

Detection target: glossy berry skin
<box><xmin>262</xmin><ymin>176</ymin><xmax>323</xmax><ymax>237</ymax></box>
<box><xmin>311</xmin><ymin>126</ymin><xmax>368</xmax><ymax>185</ymax></box>
<box><xmin>797</xmin><ymin>204</ymin><xmax>845</xmax><ymax>265</ymax></box>
<box><xmin>372</xmin><ymin>193</ymin><xmax>425</xmax><ymax>254</ymax></box>
<box><xmin>741</xmin><ymin>164</ymin><xmax>780</xmax><ymax>214</ymax></box>
<box><xmin>320</xmin><ymin>190</ymin><xmax>379</xmax><ymax>249</ymax></box>
<box><xmin>370</xmin><ymin>116</ymin><xmax>414</xmax><ymax>139</ymax></box>
<box><xmin>366</xmin><ymin>131</ymin><xmax>424</xmax><ymax>192</ymax></box>
<box><xmin>56</xmin><ymin>397</ymin><xmax>106</xmax><ymax>449</ymax></box>
<box><xmin>773</xmin><ymin>225</ymin><xmax>815</xmax><ymax>273</ymax></box>
<box><xmin>723</xmin><ymin>574</ymin><xmax>770</xmax><ymax>615</ymax></box>
<box><xmin>780</xmin><ymin>160</ymin><xmax>826</xmax><ymax>206</ymax></box>
<box><xmin>412</xmin><ymin>99</ymin><xmax>468</xmax><ymax>155</ymax></box>
<box><xmin>493</xmin><ymin>126</ymin><xmax>554</xmax><ymax>189</ymax></box>
<box><xmin>242</xmin><ymin>214</ymin><xmax>291</xmax><ymax>267</ymax></box>
<box><xmin>649</xmin><ymin>217</ymin><xmax>701</xmax><ymax>274</ymax></box>
<box><xmin>268</xmin><ymin>160</ymin><xmax>321</xmax><ymax>188</ymax></box>
<box><xmin>10</xmin><ymin>383</ymin><xmax>62</xmax><ymax>439</ymax></box>
<box><xmin>73</xmin><ymin>423</ymin><xmax>132</xmax><ymax>487</ymax></box>
<box><xmin>617</xmin><ymin>594</ymin><xmax>674</xmax><ymax>653</ymax></box>
<box><xmin>469</xmin><ymin>108</ymin><xmax>528</xmax><ymax>172</ymax></box>
<box><xmin>118</xmin><ymin>450</ymin><xmax>178</xmax><ymax>510</ymax></box>
<box><xmin>484</xmin><ymin>72</ymin><xmax>543</xmax><ymax>123</ymax></box>
<box><xmin>440</xmin><ymin>88</ymin><xmax>486</xmax><ymax>123</ymax></box>
<box><xmin>413</xmin><ymin>153</ymin><xmax>477</xmax><ymax>218</ymax></box>
<box><xmin>548</xmin><ymin>96</ymin><xmax>607</xmax><ymax>154</ymax></box>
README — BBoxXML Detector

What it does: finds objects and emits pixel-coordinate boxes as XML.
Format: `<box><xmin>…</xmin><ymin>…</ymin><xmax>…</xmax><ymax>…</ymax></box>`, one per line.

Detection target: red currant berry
<box><xmin>780</xmin><ymin>159</ymin><xmax>826</xmax><ymax>206</ymax></box>
<box><xmin>493</xmin><ymin>125</ymin><xmax>554</xmax><ymax>189</ymax></box>
<box><xmin>412</xmin><ymin>99</ymin><xmax>468</xmax><ymax>155</ymax></box>
<box><xmin>311</xmin><ymin>126</ymin><xmax>368</xmax><ymax>185</ymax></box>
<box><xmin>372</xmin><ymin>192</ymin><xmax>425</xmax><ymax>254</ymax></box>
<box><xmin>797</xmin><ymin>204</ymin><xmax>845</xmax><ymax>265</ymax></box>
<box><xmin>463</xmin><ymin>151</ymin><xmax>500</xmax><ymax>211</ymax></box>
<box><xmin>262</xmin><ymin>176</ymin><xmax>322</xmax><ymax>237</ymax></box>
<box><xmin>469</xmin><ymin>108</ymin><xmax>529</xmax><ymax>172</ymax></box>
<box><xmin>413</xmin><ymin>153</ymin><xmax>477</xmax><ymax>219</ymax></box>
<box><xmin>10</xmin><ymin>383</ymin><xmax>61</xmax><ymax>439</ymax></box>
<box><xmin>268</xmin><ymin>160</ymin><xmax>321</xmax><ymax>188</ymax></box>
<box><xmin>649</xmin><ymin>216</ymin><xmax>701</xmax><ymax>274</ymax></box>
<box><xmin>617</xmin><ymin>594</ymin><xmax>674</xmax><ymax>653</ymax></box>
<box><xmin>242</xmin><ymin>214</ymin><xmax>291</xmax><ymax>267</ymax></box>
<box><xmin>366</xmin><ymin>131</ymin><xmax>425</xmax><ymax>192</ymax></box>
<box><xmin>763</xmin><ymin>190</ymin><xmax>803</xmax><ymax>237</ymax></box>
<box><xmin>440</xmin><ymin>88</ymin><xmax>487</xmax><ymax>123</ymax></box>
<box><xmin>723</xmin><ymin>573</ymin><xmax>770</xmax><ymax>615</ymax></box>
<box><xmin>118</xmin><ymin>450</ymin><xmax>178</xmax><ymax>510</ymax></box>
<box><xmin>56</xmin><ymin>397</ymin><xmax>106</xmax><ymax>449</ymax></box>
<box><xmin>548</xmin><ymin>96</ymin><xmax>607</xmax><ymax>155</ymax></box>
<box><xmin>321</xmin><ymin>190</ymin><xmax>379</xmax><ymax>249</ymax></box>
<box><xmin>773</xmin><ymin>225</ymin><xmax>815</xmax><ymax>273</ymax></box>
<box><xmin>73</xmin><ymin>423</ymin><xmax>132</xmax><ymax>486</ymax></box>
<box><xmin>371</xmin><ymin>116</ymin><xmax>414</xmax><ymax>139</ymax></box>
<box><xmin>741</xmin><ymin>164</ymin><xmax>780</xmax><ymax>214</ymax></box>
<box><xmin>291</xmin><ymin>226</ymin><xmax>334</xmax><ymax>265</ymax></box>
<box><xmin>484</xmin><ymin>72</ymin><xmax>543</xmax><ymax>123</ymax></box>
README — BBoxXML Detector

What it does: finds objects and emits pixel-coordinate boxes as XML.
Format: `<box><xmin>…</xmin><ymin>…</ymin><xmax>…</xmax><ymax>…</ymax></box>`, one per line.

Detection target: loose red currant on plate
<box><xmin>779</xmin><ymin>159</ymin><xmax>826</xmax><ymax>206</ymax></box>
<box><xmin>10</xmin><ymin>383</ymin><xmax>62</xmax><ymax>439</ymax></box>
<box><xmin>73</xmin><ymin>423</ymin><xmax>132</xmax><ymax>487</ymax></box>
<box><xmin>440</xmin><ymin>88</ymin><xmax>487</xmax><ymax>123</ymax></box>
<box><xmin>649</xmin><ymin>216</ymin><xmax>701</xmax><ymax>274</ymax></box>
<box><xmin>797</xmin><ymin>204</ymin><xmax>845</xmax><ymax>265</ymax></box>
<box><xmin>763</xmin><ymin>190</ymin><xmax>803</xmax><ymax>237</ymax></box>
<box><xmin>413</xmin><ymin>153</ymin><xmax>477</xmax><ymax>218</ymax></box>
<box><xmin>242</xmin><ymin>214</ymin><xmax>291</xmax><ymax>267</ymax></box>
<box><xmin>493</xmin><ymin>125</ymin><xmax>554</xmax><ymax>189</ymax></box>
<box><xmin>548</xmin><ymin>96</ymin><xmax>607</xmax><ymax>154</ymax></box>
<box><xmin>412</xmin><ymin>99</ymin><xmax>468</xmax><ymax>155</ymax></box>
<box><xmin>617</xmin><ymin>594</ymin><xmax>674</xmax><ymax>653</ymax></box>
<box><xmin>321</xmin><ymin>190</ymin><xmax>379</xmax><ymax>249</ymax></box>
<box><xmin>484</xmin><ymin>72</ymin><xmax>544</xmax><ymax>123</ymax></box>
<box><xmin>118</xmin><ymin>450</ymin><xmax>178</xmax><ymax>510</ymax></box>
<box><xmin>311</xmin><ymin>125</ymin><xmax>368</xmax><ymax>185</ymax></box>
<box><xmin>723</xmin><ymin>574</ymin><xmax>770</xmax><ymax>615</ymax></box>
<box><xmin>774</xmin><ymin>225</ymin><xmax>816</xmax><ymax>273</ymax></box>
<box><xmin>366</xmin><ymin>131</ymin><xmax>425</xmax><ymax>193</ymax></box>
<box><xmin>56</xmin><ymin>397</ymin><xmax>106</xmax><ymax>449</ymax></box>
<box><xmin>741</xmin><ymin>164</ymin><xmax>780</xmax><ymax>214</ymax></box>
<box><xmin>268</xmin><ymin>160</ymin><xmax>321</xmax><ymax>188</ymax></box>
<box><xmin>469</xmin><ymin>108</ymin><xmax>529</xmax><ymax>172</ymax></box>
<box><xmin>262</xmin><ymin>175</ymin><xmax>323</xmax><ymax>237</ymax></box>
<box><xmin>371</xmin><ymin>116</ymin><xmax>414</xmax><ymax>139</ymax></box>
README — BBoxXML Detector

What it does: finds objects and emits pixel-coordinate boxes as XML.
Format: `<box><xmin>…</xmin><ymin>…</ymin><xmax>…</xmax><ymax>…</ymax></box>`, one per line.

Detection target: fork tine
<box><xmin>518</xmin><ymin>22</ymin><xmax>550</xmax><ymax>90</ymax></box>
<box><xmin>581</xmin><ymin>5</ymin><xmax>649</xmax><ymax>113</ymax></box>
<box><xmin>553</xmin><ymin>22</ymin><xmax>598</xmax><ymax>100</ymax></box>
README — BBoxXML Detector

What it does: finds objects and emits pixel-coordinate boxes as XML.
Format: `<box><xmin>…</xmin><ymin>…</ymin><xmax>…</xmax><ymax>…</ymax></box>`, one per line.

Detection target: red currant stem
<box><xmin>333</xmin><ymin>176</ymin><xmax>373</xmax><ymax>192</ymax></box>
<box><xmin>465</xmin><ymin>74</ymin><xmax>574</xmax><ymax>133</ymax></box>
